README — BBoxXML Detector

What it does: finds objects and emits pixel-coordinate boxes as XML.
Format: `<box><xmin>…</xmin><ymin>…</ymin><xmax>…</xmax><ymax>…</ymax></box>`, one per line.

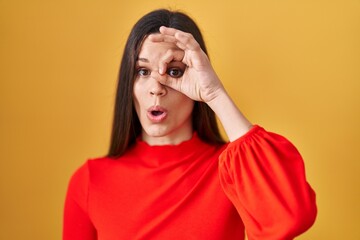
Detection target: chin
<box><xmin>143</xmin><ymin>126</ymin><xmax>170</xmax><ymax>138</ymax></box>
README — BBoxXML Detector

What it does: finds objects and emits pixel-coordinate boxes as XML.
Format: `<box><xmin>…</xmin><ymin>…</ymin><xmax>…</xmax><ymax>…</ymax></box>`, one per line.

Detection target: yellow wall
<box><xmin>1</xmin><ymin>0</ymin><xmax>359</xmax><ymax>239</ymax></box>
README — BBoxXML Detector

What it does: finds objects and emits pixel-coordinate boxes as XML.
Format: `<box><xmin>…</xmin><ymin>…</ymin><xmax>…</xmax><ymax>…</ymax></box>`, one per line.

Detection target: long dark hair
<box><xmin>108</xmin><ymin>9</ymin><xmax>225</xmax><ymax>158</ymax></box>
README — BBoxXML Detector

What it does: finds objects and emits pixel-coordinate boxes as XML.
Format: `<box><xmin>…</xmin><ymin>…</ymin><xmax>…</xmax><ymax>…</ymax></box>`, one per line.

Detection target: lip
<box><xmin>147</xmin><ymin>106</ymin><xmax>168</xmax><ymax>123</ymax></box>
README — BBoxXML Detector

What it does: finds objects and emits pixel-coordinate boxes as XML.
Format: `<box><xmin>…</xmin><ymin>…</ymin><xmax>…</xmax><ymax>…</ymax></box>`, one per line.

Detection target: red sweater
<box><xmin>63</xmin><ymin>125</ymin><xmax>317</xmax><ymax>240</ymax></box>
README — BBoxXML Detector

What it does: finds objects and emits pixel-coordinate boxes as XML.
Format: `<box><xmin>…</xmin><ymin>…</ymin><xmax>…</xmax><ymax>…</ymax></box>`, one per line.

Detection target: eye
<box><xmin>167</xmin><ymin>68</ymin><xmax>184</xmax><ymax>78</ymax></box>
<box><xmin>137</xmin><ymin>68</ymin><xmax>150</xmax><ymax>77</ymax></box>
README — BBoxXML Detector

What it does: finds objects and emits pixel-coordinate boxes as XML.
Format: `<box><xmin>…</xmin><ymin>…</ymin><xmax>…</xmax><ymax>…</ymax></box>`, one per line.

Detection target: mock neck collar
<box><xmin>127</xmin><ymin>132</ymin><xmax>215</xmax><ymax>167</ymax></box>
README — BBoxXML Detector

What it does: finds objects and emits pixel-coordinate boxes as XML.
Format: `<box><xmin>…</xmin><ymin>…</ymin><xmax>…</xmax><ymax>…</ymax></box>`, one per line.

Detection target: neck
<box><xmin>141</xmin><ymin>126</ymin><xmax>193</xmax><ymax>146</ymax></box>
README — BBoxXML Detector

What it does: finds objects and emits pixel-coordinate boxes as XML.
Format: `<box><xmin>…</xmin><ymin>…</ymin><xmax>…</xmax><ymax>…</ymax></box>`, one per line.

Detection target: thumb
<box><xmin>156</xmin><ymin>76</ymin><xmax>181</xmax><ymax>92</ymax></box>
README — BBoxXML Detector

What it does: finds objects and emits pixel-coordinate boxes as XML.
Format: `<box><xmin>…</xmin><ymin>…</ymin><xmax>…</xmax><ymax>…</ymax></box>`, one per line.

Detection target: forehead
<box><xmin>138</xmin><ymin>34</ymin><xmax>180</xmax><ymax>59</ymax></box>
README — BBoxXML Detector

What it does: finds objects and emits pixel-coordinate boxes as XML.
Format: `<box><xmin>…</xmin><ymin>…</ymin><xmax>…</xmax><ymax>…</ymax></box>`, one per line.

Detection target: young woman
<box><xmin>63</xmin><ymin>9</ymin><xmax>317</xmax><ymax>240</ymax></box>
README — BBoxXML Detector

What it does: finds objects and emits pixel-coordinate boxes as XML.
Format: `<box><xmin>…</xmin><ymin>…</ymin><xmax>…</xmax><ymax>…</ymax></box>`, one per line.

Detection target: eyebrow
<box><xmin>136</xmin><ymin>57</ymin><xmax>181</xmax><ymax>64</ymax></box>
<box><xmin>136</xmin><ymin>57</ymin><xmax>149</xmax><ymax>62</ymax></box>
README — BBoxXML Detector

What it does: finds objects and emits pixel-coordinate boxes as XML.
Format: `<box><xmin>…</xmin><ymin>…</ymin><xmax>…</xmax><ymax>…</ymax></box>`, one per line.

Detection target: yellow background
<box><xmin>1</xmin><ymin>0</ymin><xmax>359</xmax><ymax>239</ymax></box>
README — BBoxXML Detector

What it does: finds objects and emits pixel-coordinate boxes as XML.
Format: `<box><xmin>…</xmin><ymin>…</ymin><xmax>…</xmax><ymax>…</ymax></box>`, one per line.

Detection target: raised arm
<box><xmin>150</xmin><ymin>27</ymin><xmax>317</xmax><ymax>239</ymax></box>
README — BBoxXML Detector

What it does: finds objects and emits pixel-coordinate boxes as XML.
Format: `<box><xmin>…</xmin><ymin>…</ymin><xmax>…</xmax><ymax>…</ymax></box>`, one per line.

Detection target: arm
<box><xmin>150</xmin><ymin>27</ymin><xmax>317</xmax><ymax>238</ymax></box>
<box><xmin>219</xmin><ymin>126</ymin><xmax>317</xmax><ymax>239</ymax></box>
<box><xmin>63</xmin><ymin>162</ymin><xmax>97</xmax><ymax>240</ymax></box>
<box><xmin>206</xmin><ymin>88</ymin><xmax>252</xmax><ymax>141</ymax></box>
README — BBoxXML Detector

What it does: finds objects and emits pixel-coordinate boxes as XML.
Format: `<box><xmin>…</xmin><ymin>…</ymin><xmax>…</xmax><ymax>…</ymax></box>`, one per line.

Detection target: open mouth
<box><xmin>151</xmin><ymin>110</ymin><xmax>164</xmax><ymax>116</ymax></box>
<box><xmin>147</xmin><ymin>106</ymin><xmax>167</xmax><ymax>122</ymax></box>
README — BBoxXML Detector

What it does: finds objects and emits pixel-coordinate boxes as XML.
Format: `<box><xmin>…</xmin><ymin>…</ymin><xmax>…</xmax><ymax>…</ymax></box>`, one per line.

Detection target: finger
<box><xmin>148</xmin><ymin>34</ymin><xmax>176</xmax><ymax>43</ymax></box>
<box><xmin>157</xmin><ymin>76</ymin><xmax>180</xmax><ymax>91</ymax></box>
<box><xmin>159</xmin><ymin>26</ymin><xmax>178</xmax><ymax>35</ymax></box>
<box><xmin>148</xmin><ymin>34</ymin><xmax>187</xmax><ymax>50</ymax></box>
<box><xmin>150</xmin><ymin>70</ymin><xmax>179</xmax><ymax>91</ymax></box>
<box><xmin>152</xmin><ymin>27</ymin><xmax>196</xmax><ymax>49</ymax></box>
<box><xmin>159</xmin><ymin>26</ymin><xmax>200</xmax><ymax>51</ymax></box>
<box><xmin>158</xmin><ymin>49</ymin><xmax>185</xmax><ymax>74</ymax></box>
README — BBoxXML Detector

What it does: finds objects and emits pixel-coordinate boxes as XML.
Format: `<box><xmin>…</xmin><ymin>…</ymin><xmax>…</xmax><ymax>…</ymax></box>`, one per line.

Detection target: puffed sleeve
<box><xmin>63</xmin><ymin>161</ymin><xmax>97</xmax><ymax>240</ymax></box>
<box><xmin>219</xmin><ymin>125</ymin><xmax>317</xmax><ymax>240</ymax></box>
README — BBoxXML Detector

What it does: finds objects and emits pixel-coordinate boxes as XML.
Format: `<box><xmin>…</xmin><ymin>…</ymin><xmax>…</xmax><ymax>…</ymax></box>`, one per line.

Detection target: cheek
<box><xmin>133</xmin><ymin>80</ymin><xmax>141</xmax><ymax>98</ymax></box>
<box><xmin>174</xmin><ymin>94</ymin><xmax>194</xmax><ymax>117</ymax></box>
<box><xmin>133</xmin><ymin>81</ymin><xmax>144</xmax><ymax>113</ymax></box>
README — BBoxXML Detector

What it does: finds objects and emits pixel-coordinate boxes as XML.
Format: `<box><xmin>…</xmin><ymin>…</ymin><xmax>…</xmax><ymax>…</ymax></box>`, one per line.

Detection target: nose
<box><xmin>149</xmin><ymin>72</ymin><xmax>167</xmax><ymax>96</ymax></box>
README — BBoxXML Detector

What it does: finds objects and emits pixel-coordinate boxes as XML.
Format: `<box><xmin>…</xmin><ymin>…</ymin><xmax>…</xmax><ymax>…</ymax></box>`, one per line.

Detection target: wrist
<box><xmin>207</xmin><ymin>89</ymin><xmax>252</xmax><ymax>141</ymax></box>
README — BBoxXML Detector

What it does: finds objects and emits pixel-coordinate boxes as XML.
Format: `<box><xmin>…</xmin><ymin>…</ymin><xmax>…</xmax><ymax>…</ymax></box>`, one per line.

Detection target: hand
<box><xmin>149</xmin><ymin>26</ymin><xmax>252</xmax><ymax>140</ymax></box>
<box><xmin>148</xmin><ymin>26</ymin><xmax>224</xmax><ymax>103</ymax></box>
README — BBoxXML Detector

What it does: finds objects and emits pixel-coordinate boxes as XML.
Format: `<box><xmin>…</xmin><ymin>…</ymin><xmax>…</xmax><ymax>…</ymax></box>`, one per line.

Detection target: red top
<box><xmin>63</xmin><ymin>125</ymin><xmax>317</xmax><ymax>240</ymax></box>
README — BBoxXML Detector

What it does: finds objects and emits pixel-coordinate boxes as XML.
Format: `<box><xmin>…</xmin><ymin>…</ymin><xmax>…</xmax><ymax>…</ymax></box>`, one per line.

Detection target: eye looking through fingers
<box><xmin>165</xmin><ymin>61</ymin><xmax>186</xmax><ymax>78</ymax></box>
<box><xmin>166</xmin><ymin>67</ymin><xmax>184</xmax><ymax>78</ymax></box>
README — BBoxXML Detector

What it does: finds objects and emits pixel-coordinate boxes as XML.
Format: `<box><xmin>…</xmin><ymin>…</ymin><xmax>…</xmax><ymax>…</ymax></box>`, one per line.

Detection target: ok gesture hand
<box><xmin>148</xmin><ymin>26</ymin><xmax>224</xmax><ymax>103</ymax></box>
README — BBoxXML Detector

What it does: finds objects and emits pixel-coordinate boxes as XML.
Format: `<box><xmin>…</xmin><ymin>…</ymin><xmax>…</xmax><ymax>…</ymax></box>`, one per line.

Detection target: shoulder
<box><xmin>68</xmin><ymin>157</ymin><xmax>113</xmax><ymax>184</ymax></box>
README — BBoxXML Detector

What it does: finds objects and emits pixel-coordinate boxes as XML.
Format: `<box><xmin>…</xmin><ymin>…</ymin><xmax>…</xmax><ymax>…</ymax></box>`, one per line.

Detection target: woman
<box><xmin>63</xmin><ymin>9</ymin><xmax>317</xmax><ymax>240</ymax></box>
